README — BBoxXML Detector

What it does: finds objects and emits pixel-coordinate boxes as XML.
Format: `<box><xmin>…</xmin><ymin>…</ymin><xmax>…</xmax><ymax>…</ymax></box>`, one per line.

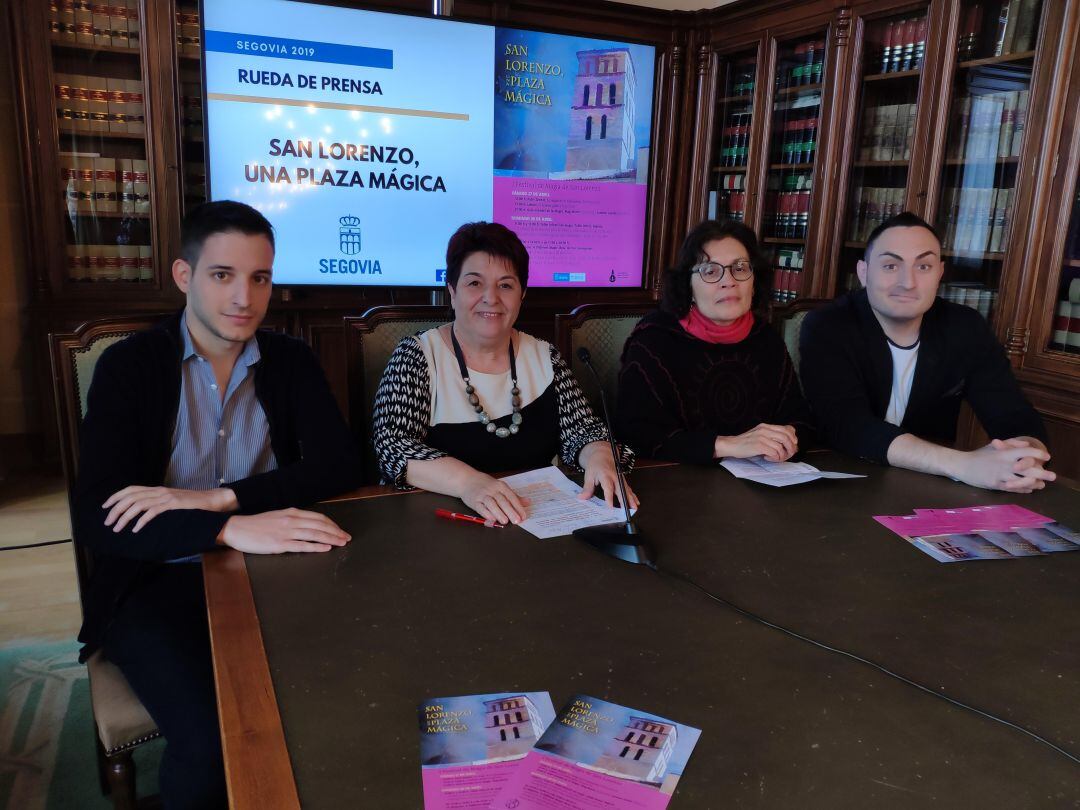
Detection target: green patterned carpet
<box><xmin>0</xmin><ymin>641</ymin><xmax>162</xmax><ymax>810</ymax></box>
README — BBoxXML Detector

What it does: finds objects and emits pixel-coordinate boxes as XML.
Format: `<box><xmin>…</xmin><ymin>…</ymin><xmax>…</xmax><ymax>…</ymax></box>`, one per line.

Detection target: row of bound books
<box><xmin>941</xmin><ymin>186</ymin><xmax>1013</xmax><ymax>254</ymax></box>
<box><xmin>49</xmin><ymin>0</ymin><xmax>141</xmax><ymax>48</ymax></box>
<box><xmin>717</xmin><ymin>109</ymin><xmax>752</xmax><ymax>167</ymax></box>
<box><xmin>874</xmin><ymin>17</ymin><xmax>928</xmax><ymax>74</ymax></box>
<box><xmin>66</xmin><ymin>244</ymin><xmax>153</xmax><ymax>282</ymax></box>
<box><xmin>54</xmin><ymin>74</ymin><xmax>145</xmax><ymax>135</ymax></box>
<box><xmin>858</xmin><ymin>103</ymin><xmax>916</xmax><ymax>162</ymax></box>
<box><xmin>176</xmin><ymin>10</ymin><xmax>201</xmax><ymax>57</ymax></box>
<box><xmin>939</xmin><ymin>282</ymin><xmax>997</xmax><ymax>319</ymax></box>
<box><xmin>765</xmin><ymin>173</ymin><xmax>813</xmax><ymax>239</ymax></box>
<box><xmin>948</xmin><ymin>91</ymin><xmax>1029</xmax><ymax>161</ymax></box>
<box><xmin>775</xmin><ymin>41</ymin><xmax>825</xmax><ymax>89</ymax></box>
<box><xmin>60</xmin><ymin>155</ymin><xmax>150</xmax><ymax>214</ymax></box>
<box><xmin>848</xmin><ymin>186</ymin><xmax>905</xmax><ymax>243</ymax></box>
<box><xmin>771</xmin><ymin>248</ymin><xmax>804</xmax><ymax>303</ymax></box>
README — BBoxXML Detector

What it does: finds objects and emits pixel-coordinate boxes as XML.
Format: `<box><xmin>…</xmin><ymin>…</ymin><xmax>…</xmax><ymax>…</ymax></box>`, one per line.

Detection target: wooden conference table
<box><xmin>203</xmin><ymin>453</ymin><xmax>1080</xmax><ymax>809</ymax></box>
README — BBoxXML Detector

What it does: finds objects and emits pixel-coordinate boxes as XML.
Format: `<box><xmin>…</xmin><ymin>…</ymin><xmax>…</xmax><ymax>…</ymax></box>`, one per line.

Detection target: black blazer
<box><xmin>74</xmin><ymin>312</ymin><xmax>362</xmax><ymax>658</ymax></box>
<box><xmin>798</xmin><ymin>289</ymin><xmax>1046</xmax><ymax>464</ymax></box>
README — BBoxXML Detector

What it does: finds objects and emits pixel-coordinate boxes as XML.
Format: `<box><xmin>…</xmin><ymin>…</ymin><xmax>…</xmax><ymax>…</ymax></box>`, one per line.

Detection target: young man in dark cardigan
<box><xmin>73</xmin><ymin>201</ymin><xmax>361</xmax><ymax>809</ymax></box>
<box><xmin>799</xmin><ymin>211</ymin><xmax>1054</xmax><ymax>493</ymax></box>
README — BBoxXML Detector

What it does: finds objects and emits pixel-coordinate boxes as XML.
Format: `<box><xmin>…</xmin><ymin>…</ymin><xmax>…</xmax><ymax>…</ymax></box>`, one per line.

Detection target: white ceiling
<box><xmin>603</xmin><ymin>0</ymin><xmax>736</xmax><ymax>9</ymax></box>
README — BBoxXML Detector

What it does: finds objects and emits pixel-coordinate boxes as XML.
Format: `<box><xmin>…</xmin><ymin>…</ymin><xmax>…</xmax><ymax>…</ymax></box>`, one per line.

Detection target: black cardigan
<box><xmin>798</xmin><ymin>289</ymin><xmax>1047</xmax><ymax>465</ymax></box>
<box><xmin>615</xmin><ymin>309</ymin><xmax>815</xmax><ymax>464</ymax></box>
<box><xmin>74</xmin><ymin>312</ymin><xmax>361</xmax><ymax>658</ymax></box>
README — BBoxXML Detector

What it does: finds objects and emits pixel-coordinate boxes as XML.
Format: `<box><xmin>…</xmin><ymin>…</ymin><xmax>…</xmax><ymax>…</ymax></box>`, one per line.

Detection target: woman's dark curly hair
<box><xmin>660</xmin><ymin>219</ymin><xmax>772</xmax><ymax>319</ymax></box>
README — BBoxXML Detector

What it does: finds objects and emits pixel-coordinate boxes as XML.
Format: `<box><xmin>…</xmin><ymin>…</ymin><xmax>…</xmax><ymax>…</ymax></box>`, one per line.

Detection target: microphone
<box><xmin>572</xmin><ymin>346</ymin><xmax>655</xmax><ymax>568</ymax></box>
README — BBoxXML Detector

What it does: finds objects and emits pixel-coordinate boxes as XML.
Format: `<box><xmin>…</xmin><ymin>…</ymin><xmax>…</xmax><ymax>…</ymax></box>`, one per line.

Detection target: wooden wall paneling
<box><xmin>648</xmin><ymin>41</ymin><xmax>684</xmax><ymax>293</ymax></box>
<box><xmin>993</xmin><ymin>0</ymin><xmax>1075</xmax><ymax>359</ymax></box>
<box><xmin>302</xmin><ymin>317</ymin><xmax>352</xmax><ymax>420</ymax></box>
<box><xmin>684</xmin><ymin>39</ymin><xmax>718</xmax><ymax>228</ymax></box>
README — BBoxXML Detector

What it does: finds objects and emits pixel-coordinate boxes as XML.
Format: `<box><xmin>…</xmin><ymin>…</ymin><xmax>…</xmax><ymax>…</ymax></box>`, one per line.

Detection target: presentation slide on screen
<box><xmin>202</xmin><ymin>0</ymin><xmax>655</xmax><ymax>287</ymax></box>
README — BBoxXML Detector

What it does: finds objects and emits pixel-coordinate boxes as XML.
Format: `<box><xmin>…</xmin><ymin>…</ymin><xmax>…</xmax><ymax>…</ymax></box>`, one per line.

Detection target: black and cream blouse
<box><xmin>372</xmin><ymin>329</ymin><xmax>633</xmax><ymax>487</ymax></box>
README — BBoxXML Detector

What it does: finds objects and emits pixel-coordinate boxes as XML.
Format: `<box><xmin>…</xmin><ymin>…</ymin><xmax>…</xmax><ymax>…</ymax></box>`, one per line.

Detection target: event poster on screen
<box><xmin>419</xmin><ymin>692</ymin><xmax>556</xmax><ymax>810</ymax></box>
<box><xmin>202</xmin><ymin>0</ymin><xmax>655</xmax><ymax>287</ymax></box>
<box><xmin>489</xmin><ymin>694</ymin><xmax>701</xmax><ymax>809</ymax></box>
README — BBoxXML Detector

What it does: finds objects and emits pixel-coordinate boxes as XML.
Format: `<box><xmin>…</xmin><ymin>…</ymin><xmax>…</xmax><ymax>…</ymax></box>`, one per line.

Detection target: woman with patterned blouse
<box><xmin>372</xmin><ymin>222</ymin><xmax>637</xmax><ymax>526</ymax></box>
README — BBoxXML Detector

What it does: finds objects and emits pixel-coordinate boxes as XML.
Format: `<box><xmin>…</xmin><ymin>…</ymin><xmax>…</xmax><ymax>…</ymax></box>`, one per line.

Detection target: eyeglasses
<box><xmin>690</xmin><ymin>260</ymin><xmax>754</xmax><ymax>283</ymax></box>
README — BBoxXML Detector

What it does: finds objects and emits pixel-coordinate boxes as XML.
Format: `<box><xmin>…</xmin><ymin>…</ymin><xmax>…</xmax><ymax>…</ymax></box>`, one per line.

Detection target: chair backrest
<box><xmin>343</xmin><ymin>305</ymin><xmax>452</xmax><ymax>483</ymax></box>
<box><xmin>49</xmin><ymin>315</ymin><xmax>162</xmax><ymax>600</ymax></box>
<box><xmin>554</xmin><ymin>302</ymin><xmax>655</xmax><ymax>418</ymax></box>
<box><xmin>769</xmin><ymin>299</ymin><xmax>830</xmax><ymax>379</ymax></box>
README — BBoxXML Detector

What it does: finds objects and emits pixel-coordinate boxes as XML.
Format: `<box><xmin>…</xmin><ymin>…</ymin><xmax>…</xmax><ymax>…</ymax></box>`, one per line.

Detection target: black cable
<box><xmin>652</xmin><ymin>562</ymin><xmax>1080</xmax><ymax>767</ymax></box>
<box><xmin>0</xmin><ymin>538</ymin><xmax>73</xmax><ymax>552</ymax></box>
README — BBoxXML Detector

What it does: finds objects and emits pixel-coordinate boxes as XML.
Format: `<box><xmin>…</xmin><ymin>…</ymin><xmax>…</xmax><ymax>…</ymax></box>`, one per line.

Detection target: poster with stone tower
<box><xmin>564</xmin><ymin>48</ymin><xmax>637</xmax><ymax>178</ymax></box>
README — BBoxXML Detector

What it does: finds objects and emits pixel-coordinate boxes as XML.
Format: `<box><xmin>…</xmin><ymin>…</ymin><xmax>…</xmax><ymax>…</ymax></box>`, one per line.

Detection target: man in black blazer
<box><xmin>74</xmin><ymin>201</ymin><xmax>361</xmax><ymax>809</ymax></box>
<box><xmin>800</xmin><ymin>211</ymin><xmax>1053</xmax><ymax>493</ymax></box>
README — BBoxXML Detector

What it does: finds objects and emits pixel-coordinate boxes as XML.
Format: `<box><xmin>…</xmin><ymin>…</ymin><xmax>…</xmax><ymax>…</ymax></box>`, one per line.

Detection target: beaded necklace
<box><xmin>450</xmin><ymin>326</ymin><xmax>523</xmax><ymax>438</ymax></box>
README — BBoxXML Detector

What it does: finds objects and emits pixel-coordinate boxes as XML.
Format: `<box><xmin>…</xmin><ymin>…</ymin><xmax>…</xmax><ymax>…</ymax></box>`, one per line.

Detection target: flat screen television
<box><xmin>200</xmin><ymin>0</ymin><xmax>657</xmax><ymax>287</ymax></box>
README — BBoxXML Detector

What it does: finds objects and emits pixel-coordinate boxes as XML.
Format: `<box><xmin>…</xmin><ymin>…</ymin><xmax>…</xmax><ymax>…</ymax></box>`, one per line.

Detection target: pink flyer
<box><xmin>493</xmin><ymin>177</ymin><xmax>647</xmax><ymax>287</ymax></box>
<box><xmin>489</xmin><ymin>694</ymin><xmax>701</xmax><ymax>809</ymax></box>
<box><xmin>420</xmin><ymin>692</ymin><xmax>556</xmax><ymax>810</ymax></box>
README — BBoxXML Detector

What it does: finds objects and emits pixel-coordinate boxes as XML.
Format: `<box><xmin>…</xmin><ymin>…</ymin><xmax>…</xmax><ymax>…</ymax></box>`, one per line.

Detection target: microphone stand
<box><xmin>572</xmin><ymin>347</ymin><xmax>655</xmax><ymax>567</ymax></box>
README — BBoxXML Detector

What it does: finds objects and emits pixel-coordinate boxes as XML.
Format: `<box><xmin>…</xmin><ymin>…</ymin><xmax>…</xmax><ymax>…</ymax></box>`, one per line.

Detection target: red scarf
<box><xmin>679</xmin><ymin>306</ymin><xmax>754</xmax><ymax>344</ymax></box>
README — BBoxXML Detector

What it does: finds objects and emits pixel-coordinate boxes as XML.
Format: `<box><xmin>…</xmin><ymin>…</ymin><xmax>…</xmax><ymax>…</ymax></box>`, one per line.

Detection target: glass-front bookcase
<box><xmin>49</xmin><ymin>0</ymin><xmax>155</xmax><ymax>284</ymax></box>
<box><xmin>762</xmin><ymin>32</ymin><xmax>827</xmax><ymax>306</ymax></box>
<box><xmin>932</xmin><ymin>0</ymin><xmax>1044</xmax><ymax>325</ymax></box>
<box><xmin>176</xmin><ymin>1</ymin><xmax>206</xmax><ymax>212</ymax></box>
<box><xmin>837</xmin><ymin>8</ymin><xmax>930</xmax><ymax>294</ymax></box>
<box><xmin>708</xmin><ymin>49</ymin><xmax>757</xmax><ymax>226</ymax></box>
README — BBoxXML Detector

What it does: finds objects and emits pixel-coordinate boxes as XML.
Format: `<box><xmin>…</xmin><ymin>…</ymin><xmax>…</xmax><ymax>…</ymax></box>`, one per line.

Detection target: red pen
<box><xmin>435</xmin><ymin>508</ymin><xmax>504</xmax><ymax>528</ymax></box>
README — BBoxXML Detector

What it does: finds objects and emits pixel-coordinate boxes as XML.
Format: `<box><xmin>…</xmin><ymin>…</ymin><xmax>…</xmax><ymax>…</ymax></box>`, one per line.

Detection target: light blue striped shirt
<box><xmin>165</xmin><ymin>310</ymin><xmax>277</xmax><ymax>561</ymax></box>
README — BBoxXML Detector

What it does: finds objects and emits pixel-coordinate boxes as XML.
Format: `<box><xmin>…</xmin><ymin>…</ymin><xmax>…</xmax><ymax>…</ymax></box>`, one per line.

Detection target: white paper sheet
<box><xmin>500</xmin><ymin>466</ymin><xmax>633</xmax><ymax>539</ymax></box>
<box><xmin>719</xmin><ymin>456</ymin><xmax>865</xmax><ymax>487</ymax></box>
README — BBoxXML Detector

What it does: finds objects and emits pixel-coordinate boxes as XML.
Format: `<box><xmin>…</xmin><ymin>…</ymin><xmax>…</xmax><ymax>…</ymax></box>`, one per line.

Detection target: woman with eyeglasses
<box><xmin>616</xmin><ymin>219</ymin><xmax>813</xmax><ymax>464</ymax></box>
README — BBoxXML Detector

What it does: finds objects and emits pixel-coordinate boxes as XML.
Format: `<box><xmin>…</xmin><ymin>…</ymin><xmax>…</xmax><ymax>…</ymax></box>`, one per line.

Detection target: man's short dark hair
<box><xmin>179</xmin><ymin>201</ymin><xmax>275</xmax><ymax>268</ymax></box>
<box><xmin>660</xmin><ymin>219</ymin><xmax>771</xmax><ymax>318</ymax></box>
<box><xmin>445</xmin><ymin>222</ymin><xmax>529</xmax><ymax>290</ymax></box>
<box><xmin>864</xmin><ymin>211</ymin><xmax>941</xmax><ymax>259</ymax></box>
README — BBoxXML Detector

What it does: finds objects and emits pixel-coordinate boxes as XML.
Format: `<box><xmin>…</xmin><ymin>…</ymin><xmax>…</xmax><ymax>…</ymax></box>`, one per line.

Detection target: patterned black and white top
<box><xmin>372</xmin><ymin>328</ymin><xmax>633</xmax><ymax>487</ymax></box>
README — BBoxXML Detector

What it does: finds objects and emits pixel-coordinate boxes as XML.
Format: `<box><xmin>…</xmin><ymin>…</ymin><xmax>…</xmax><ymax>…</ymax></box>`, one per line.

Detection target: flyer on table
<box><xmin>420</xmin><ymin>691</ymin><xmax>556</xmax><ymax>810</ymax></box>
<box><xmin>490</xmin><ymin>694</ymin><xmax>701</xmax><ymax>809</ymax></box>
<box><xmin>202</xmin><ymin>0</ymin><xmax>655</xmax><ymax>288</ymax></box>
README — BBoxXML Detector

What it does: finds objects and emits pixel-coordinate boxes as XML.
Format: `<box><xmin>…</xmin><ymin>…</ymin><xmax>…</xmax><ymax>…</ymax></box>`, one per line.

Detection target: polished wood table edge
<box><xmin>204</xmin><ymin>548</ymin><xmax>301</xmax><ymax>810</ymax></box>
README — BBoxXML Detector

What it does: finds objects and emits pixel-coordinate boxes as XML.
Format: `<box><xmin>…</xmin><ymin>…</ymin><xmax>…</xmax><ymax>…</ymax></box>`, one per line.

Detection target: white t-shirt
<box><xmin>885</xmin><ymin>339</ymin><xmax>920</xmax><ymax>427</ymax></box>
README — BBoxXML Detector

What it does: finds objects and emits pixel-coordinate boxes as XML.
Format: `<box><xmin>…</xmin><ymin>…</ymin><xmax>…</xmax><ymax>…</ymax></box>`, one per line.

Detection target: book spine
<box><xmin>1001</xmin><ymin>0</ymin><xmax>1021</xmax><ymax>54</ymax></box>
<box><xmin>1069</xmin><ymin>303</ymin><xmax>1080</xmax><ymax>353</ymax></box>
<box><xmin>997</xmin><ymin>92</ymin><xmax>1016</xmax><ymax>158</ymax></box>
<box><xmin>91</xmin><ymin>1</ymin><xmax>110</xmax><ymax>47</ymax></box>
<box><xmin>109</xmin><ymin>1</ymin><xmax>128</xmax><ymax>48</ymax></box>
<box><xmin>66</xmin><ymin>245</ymin><xmax>86</xmax><ymax>281</ymax></box>
<box><xmin>118</xmin><ymin>243</ymin><xmax>140</xmax><ymax>281</ymax></box>
<box><xmin>125</xmin><ymin>0</ymin><xmax>140</xmax><ymax>48</ymax></box>
<box><xmin>138</xmin><ymin>245</ymin><xmax>153</xmax><ymax>281</ymax></box>
<box><xmin>1051</xmin><ymin>300</ymin><xmax>1070</xmax><ymax>349</ymax></box>
<box><xmin>133</xmin><ymin>159</ymin><xmax>150</xmax><ymax>213</ymax></box>
<box><xmin>59</xmin><ymin>0</ymin><xmax>77</xmax><ymax>42</ymax></box>
<box><xmin>880</xmin><ymin>20</ymin><xmax>894</xmax><ymax>73</ymax></box>
<box><xmin>994</xmin><ymin>1</ymin><xmax>1013</xmax><ymax>57</ymax></box>
<box><xmin>914</xmin><ymin>16</ymin><xmax>928</xmax><ymax>69</ymax></box>
<box><xmin>1011</xmin><ymin>90</ymin><xmax>1029</xmax><ymax>155</ymax></box>
<box><xmin>1013</xmin><ymin>0</ymin><xmax>1038</xmax><ymax>52</ymax></box>
<box><xmin>900</xmin><ymin>18</ymin><xmax>916</xmax><ymax>71</ymax></box>
<box><xmin>93</xmin><ymin>157</ymin><xmax>117</xmax><ymax>213</ymax></box>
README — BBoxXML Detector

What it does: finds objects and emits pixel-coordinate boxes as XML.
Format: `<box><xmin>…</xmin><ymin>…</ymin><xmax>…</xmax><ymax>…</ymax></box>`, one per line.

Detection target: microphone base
<box><xmin>573</xmin><ymin>522</ymin><xmax>655</xmax><ymax>567</ymax></box>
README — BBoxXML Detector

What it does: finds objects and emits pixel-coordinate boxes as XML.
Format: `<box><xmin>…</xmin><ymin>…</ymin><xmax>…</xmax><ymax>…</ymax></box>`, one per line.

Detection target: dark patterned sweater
<box><xmin>615</xmin><ymin>310</ymin><xmax>815</xmax><ymax>464</ymax></box>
